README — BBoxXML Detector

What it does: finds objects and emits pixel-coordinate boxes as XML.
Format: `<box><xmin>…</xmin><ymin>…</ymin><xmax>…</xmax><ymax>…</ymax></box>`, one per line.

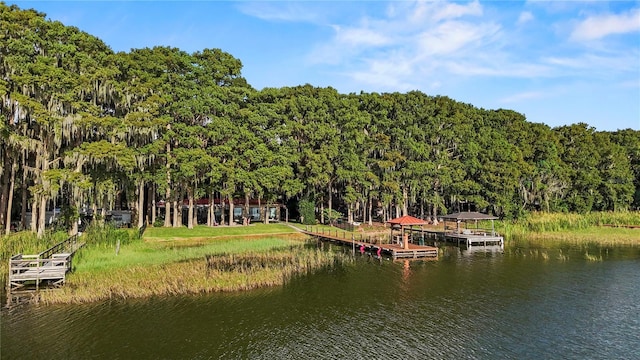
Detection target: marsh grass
<box><xmin>584</xmin><ymin>251</ymin><xmax>603</xmax><ymax>262</ymax></box>
<box><xmin>498</xmin><ymin>211</ymin><xmax>640</xmax><ymax>236</ymax></box>
<box><xmin>40</xmin><ymin>243</ymin><xmax>348</xmax><ymax>304</ymax></box>
<box><xmin>517</xmin><ymin>249</ymin><xmax>551</xmax><ymax>260</ymax></box>
<box><xmin>558</xmin><ymin>249</ymin><xmax>568</xmax><ymax>261</ymax></box>
<box><xmin>499</xmin><ymin>212</ymin><xmax>640</xmax><ymax>246</ymax></box>
<box><xmin>0</xmin><ymin>230</ymin><xmax>69</xmax><ymax>260</ymax></box>
<box><xmin>74</xmin><ymin>236</ymin><xmax>303</xmax><ymax>273</ymax></box>
<box><xmin>510</xmin><ymin>227</ymin><xmax>640</xmax><ymax>247</ymax></box>
<box><xmin>83</xmin><ymin>223</ymin><xmax>139</xmax><ymax>249</ymax></box>
<box><xmin>31</xmin><ymin>223</ymin><xmax>349</xmax><ymax>304</ymax></box>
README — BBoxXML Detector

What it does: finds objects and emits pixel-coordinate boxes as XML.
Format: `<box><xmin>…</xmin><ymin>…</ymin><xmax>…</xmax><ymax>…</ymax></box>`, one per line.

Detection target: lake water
<box><xmin>2</xmin><ymin>243</ymin><xmax>639</xmax><ymax>359</ymax></box>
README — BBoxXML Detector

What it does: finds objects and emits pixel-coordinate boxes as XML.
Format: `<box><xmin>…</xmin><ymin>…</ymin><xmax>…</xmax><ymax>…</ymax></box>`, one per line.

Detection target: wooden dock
<box><xmin>408</xmin><ymin>228</ymin><xmax>504</xmax><ymax>247</ymax></box>
<box><xmin>302</xmin><ymin>226</ymin><xmax>438</xmax><ymax>259</ymax></box>
<box><xmin>7</xmin><ymin>235</ymin><xmax>84</xmax><ymax>294</ymax></box>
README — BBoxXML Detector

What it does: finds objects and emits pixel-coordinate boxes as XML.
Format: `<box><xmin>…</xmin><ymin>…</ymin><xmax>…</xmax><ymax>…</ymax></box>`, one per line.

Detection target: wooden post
<box><xmin>352</xmin><ymin>234</ymin><xmax>355</xmax><ymax>255</ymax></box>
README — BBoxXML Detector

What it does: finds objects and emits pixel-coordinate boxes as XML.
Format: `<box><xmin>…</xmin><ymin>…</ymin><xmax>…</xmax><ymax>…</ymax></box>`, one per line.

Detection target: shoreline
<box><xmin>3</xmin><ymin>216</ymin><xmax>640</xmax><ymax>305</ymax></box>
<box><xmin>32</xmin><ymin>231</ymin><xmax>349</xmax><ymax>305</ymax></box>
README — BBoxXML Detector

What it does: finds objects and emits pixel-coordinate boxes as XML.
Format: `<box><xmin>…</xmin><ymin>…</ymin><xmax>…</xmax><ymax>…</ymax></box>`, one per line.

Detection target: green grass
<box><xmin>0</xmin><ymin>230</ymin><xmax>69</xmax><ymax>260</ymax></box>
<box><xmin>510</xmin><ymin>227</ymin><xmax>640</xmax><ymax>246</ymax></box>
<box><xmin>143</xmin><ymin>223</ymin><xmax>297</xmax><ymax>240</ymax></box>
<box><xmin>31</xmin><ymin>223</ymin><xmax>350</xmax><ymax>304</ymax></box>
<box><xmin>496</xmin><ymin>211</ymin><xmax>640</xmax><ymax>236</ymax></box>
<box><xmin>75</xmin><ymin>237</ymin><xmax>301</xmax><ymax>273</ymax></box>
<box><xmin>41</xmin><ymin>235</ymin><xmax>348</xmax><ymax>304</ymax></box>
<box><xmin>74</xmin><ymin>223</ymin><xmax>304</xmax><ymax>273</ymax></box>
<box><xmin>41</xmin><ymin>245</ymin><xmax>350</xmax><ymax>304</ymax></box>
<box><xmin>496</xmin><ymin>211</ymin><xmax>640</xmax><ymax>245</ymax></box>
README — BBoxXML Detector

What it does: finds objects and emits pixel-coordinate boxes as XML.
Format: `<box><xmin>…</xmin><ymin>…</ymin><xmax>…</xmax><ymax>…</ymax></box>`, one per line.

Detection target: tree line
<box><xmin>1</xmin><ymin>3</ymin><xmax>639</xmax><ymax>236</ymax></box>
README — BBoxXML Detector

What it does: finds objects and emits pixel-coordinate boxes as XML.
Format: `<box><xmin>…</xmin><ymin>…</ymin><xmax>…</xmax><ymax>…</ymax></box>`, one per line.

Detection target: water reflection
<box><xmin>2</xmin><ymin>244</ymin><xmax>639</xmax><ymax>359</ymax></box>
<box><xmin>458</xmin><ymin>244</ymin><xmax>504</xmax><ymax>257</ymax></box>
<box><xmin>401</xmin><ymin>259</ymin><xmax>411</xmax><ymax>282</ymax></box>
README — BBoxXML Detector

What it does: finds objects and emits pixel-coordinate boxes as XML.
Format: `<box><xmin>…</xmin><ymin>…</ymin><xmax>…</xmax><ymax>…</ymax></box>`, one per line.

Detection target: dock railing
<box><xmin>8</xmin><ymin>234</ymin><xmax>83</xmax><ymax>292</ymax></box>
<box><xmin>303</xmin><ymin>225</ymin><xmax>388</xmax><ymax>245</ymax></box>
<box><xmin>38</xmin><ymin>234</ymin><xmax>78</xmax><ymax>260</ymax></box>
<box><xmin>9</xmin><ymin>254</ymin><xmax>70</xmax><ymax>289</ymax></box>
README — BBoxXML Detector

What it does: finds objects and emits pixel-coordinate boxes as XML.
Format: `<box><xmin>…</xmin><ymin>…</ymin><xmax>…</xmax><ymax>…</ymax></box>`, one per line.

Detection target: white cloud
<box><xmin>399</xmin><ymin>0</ymin><xmax>483</xmax><ymax>24</ymax></box>
<box><xmin>244</xmin><ymin>0</ymin><xmax>639</xmax><ymax>115</ymax></box>
<box><xmin>544</xmin><ymin>51</ymin><xmax>640</xmax><ymax>75</ymax></box>
<box><xmin>236</xmin><ymin>2</ymin><xmax>325</xmax><ymax>23</ymax></box>
<box><xmin>430</xmin><ymin>0</ymin><xmax>483</xmax><ymax>22</ymax></box>
<box><xmin>570</xmin><ymin>8</ymin><xmax>640</xmax><ymax>41</ymax></box>
<box><xmin>446</xmin><ymin>61</ymin><xmax>552</xmax><ymax>78</ymax></box>
<box><xmin>349</xmin><ymin>56</ymin><xmax>418</xmax><ymax>92</ymax></box>
<box><xmin>417</xmin><ymin>21</ymin><xmax>500</xmax><ymax>57</ymax></box>
<box><xmin>333</xmin><ymin>25</ymin><xmax>392</xmax><ymax>47</ymax></box>
<box><xmin>303</xmin><ymin>1</ymin><xmax>508</xmax><ymax>92</ymax></box>
<box><xmin>517</xmin><ymin>11</ymin><xmax>534</xmax><ymax>25</ymax></box>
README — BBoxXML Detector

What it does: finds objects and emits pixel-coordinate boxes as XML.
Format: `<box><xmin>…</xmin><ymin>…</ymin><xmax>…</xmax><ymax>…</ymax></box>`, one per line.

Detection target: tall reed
<box><xmin>40</xmin><ymin>245</ymin><xmax>348</xmax><ymax>304</ymax></box>
<box><xmin>498</xmin><ymin>211</ymin><xmax>640</xmax><ymax>239</ymax></box>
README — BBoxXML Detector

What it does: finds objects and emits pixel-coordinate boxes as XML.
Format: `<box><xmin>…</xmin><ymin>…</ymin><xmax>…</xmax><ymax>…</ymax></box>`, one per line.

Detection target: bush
<box><xmin>153</xmin><ymin>217</ymin><xmax>164</xmax><ymax>227</ymax></box>
<box><xmin>323</xmin><ymin>208</ymin><xmax>342</xmax><ymax>225</ymax></box>
<box><xmin>83</xmin><ymin>223</ymin><xmax>138</xmax><ymax>249</ymax></box>
<box><xmin>298</xmin><ymin>199</ymin><xmax>316</xmax><ymax>225</ymax></box>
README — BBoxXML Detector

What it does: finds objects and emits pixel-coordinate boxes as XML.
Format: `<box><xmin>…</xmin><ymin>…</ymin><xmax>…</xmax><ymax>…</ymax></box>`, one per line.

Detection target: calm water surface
<box><xmin>2</xmin><ymin>244</ymin><xmax>639</xmax><ymax>359</ymax></box>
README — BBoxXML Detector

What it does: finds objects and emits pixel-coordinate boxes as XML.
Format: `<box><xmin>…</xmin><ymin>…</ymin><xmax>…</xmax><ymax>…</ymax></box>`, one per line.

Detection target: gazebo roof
<box><xmin>440</xmin><ymin>212</ymin><xmax>498</xmax><ymax>221</ymax></box>
<box><xmin>387</xmin><ymin>215</ymin><xmax>428</xmax><ymax>226</ymax></box>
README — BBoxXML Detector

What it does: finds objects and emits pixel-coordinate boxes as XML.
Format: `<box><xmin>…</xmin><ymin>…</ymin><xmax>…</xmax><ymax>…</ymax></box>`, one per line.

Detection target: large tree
<box><xmin>2</xmin><ymin>2</ymin><xmax>638</xmax><ymax>237</ymax></box>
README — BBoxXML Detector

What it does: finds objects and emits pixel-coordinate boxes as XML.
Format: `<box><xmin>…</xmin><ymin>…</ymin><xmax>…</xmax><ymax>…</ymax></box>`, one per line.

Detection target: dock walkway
<box><xmin>8</xmin><ymin>234</ymin><xmax>85</xmax><ymax>292</ymax></box>
<box><xmin>302</xmin><ymin>226</ymin><xmax>438</xmax><ymax>259</ymax></box>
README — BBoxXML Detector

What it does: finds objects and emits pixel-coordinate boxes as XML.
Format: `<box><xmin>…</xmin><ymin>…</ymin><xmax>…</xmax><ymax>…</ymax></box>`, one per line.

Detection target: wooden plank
<box><xmin>304</xmin><ymin>229</ymin><xmax>438</xmax><ymax>258</ymax></box>
<box><xmin>8</xmin><ymin>252</ymin><xmax>70</xmax><ymax>288</ymax></box>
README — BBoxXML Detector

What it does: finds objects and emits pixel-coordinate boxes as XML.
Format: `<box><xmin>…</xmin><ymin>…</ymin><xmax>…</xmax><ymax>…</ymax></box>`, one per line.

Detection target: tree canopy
<box><xmin>1</xmin><ymin>3</ymin><xmax>638</xmax><ymax>235</ymax></box>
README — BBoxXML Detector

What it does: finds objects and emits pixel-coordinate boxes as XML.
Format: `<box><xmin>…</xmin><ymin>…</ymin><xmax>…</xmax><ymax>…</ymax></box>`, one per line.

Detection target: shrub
<box><xmin>298</xmin><ymin>199</ymin><xmax>316</xmax><ymax>225</ymax></box>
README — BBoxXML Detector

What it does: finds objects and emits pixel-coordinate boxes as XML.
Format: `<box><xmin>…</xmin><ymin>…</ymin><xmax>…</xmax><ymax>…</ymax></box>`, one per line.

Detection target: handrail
<box><xmin>38</xmin><ymin>234</ymin><xmax>78</xmax><ymax>259</ymax></box>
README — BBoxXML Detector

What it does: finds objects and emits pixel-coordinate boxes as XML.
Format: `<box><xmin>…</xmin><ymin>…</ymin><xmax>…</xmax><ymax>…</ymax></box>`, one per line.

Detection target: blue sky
<box><xmin>11</xmin><ymin>0</ymin><xmax>640</xmax><ymax>131</ymax></box>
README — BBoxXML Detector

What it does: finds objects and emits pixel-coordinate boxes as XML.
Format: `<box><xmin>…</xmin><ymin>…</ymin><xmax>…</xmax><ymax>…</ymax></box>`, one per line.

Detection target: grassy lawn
<box><xmin>74</xmin><ymin>237</ymin><xmax>302</xmax><ymax>273</ymax></box>
<box><xmin>72</xmin><ymin>223</ymin><xmax>306</xmax><ymax>274</ymax></box>
<box><xmin>143</xmin><ymin>223</ymin><xmax>297</xmax><ymax>240</ymax></box>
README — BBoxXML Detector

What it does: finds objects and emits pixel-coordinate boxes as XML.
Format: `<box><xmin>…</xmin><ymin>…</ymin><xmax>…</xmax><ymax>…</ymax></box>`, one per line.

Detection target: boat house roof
<box><xmin>440</xmin><ymin>212</ymin><xmax>498</xmax><ymax>221</ymax></box>
<box><xmin>387</xmin><ymin>215</ymin><xmax>429</xmax><ymax>226</ymax></box>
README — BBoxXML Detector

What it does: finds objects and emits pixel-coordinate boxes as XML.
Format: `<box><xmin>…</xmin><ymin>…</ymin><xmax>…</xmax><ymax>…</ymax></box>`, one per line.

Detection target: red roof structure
<box><xmin>387</xmin><ymin>216</ymin><xmax>428</xmax><ymax>249</ymax></box>
<box><xmin>387</xmin><ymin>215</ymin><xmax>428</xmax><ymax>226</ymax></box>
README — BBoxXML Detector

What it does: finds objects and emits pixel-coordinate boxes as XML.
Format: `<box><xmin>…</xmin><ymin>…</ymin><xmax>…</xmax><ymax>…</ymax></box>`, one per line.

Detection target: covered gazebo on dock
<box><xmin>387</xmin><ymin>215</ymin><xmax>428</xmax><ymax>248</ymax></box>
<box><xmin>440</xmin><ymin>212</ymin><xmax>498</xmax><ymax>236</ymax></box>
